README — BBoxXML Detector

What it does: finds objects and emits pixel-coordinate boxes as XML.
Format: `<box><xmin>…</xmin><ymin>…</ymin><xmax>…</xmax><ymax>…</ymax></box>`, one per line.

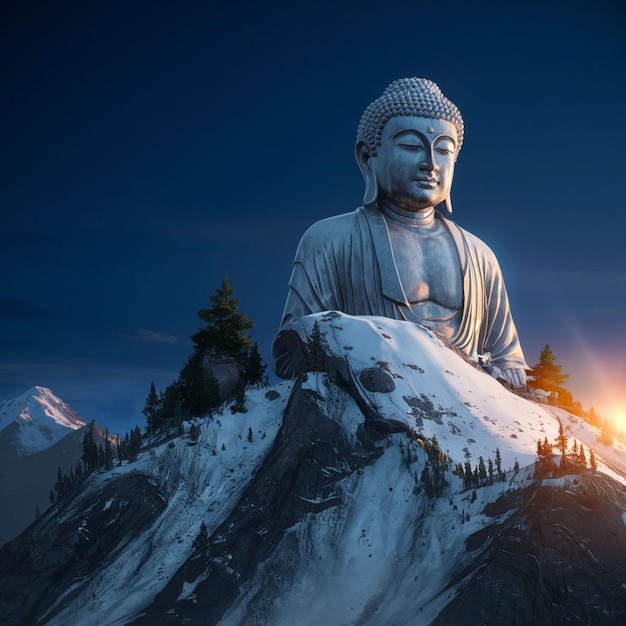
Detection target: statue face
<box><xmin>372</xmin><ymin>116</ymin><xmax>457</xmax><ymax>212</ymax></box>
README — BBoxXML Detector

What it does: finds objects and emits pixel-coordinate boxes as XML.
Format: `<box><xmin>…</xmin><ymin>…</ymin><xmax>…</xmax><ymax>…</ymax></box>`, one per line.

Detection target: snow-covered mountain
<box><xmin>0</xmin><ymin>315</ymin><xmax>625</xmax><ymax>625</ymax></box>
<box><xmin>0</xmin><ymin>387</ymin><xmax>90</xmax><ymax>547</ymax></box>
<box><xmin>0</xmin><ymin>386</ymin><xmax>86</xmax><ymax>458</ymax></box>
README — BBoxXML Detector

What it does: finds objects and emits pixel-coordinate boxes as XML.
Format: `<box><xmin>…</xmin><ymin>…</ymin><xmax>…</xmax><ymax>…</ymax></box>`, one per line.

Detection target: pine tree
<box><xmin>589</xmin><ymin>448</ymin><xmax>597</xmax><ymax>472</ymax></box>
<box><xmin>463</xmin><ymin>460</ymin><xmax>473</xmax><ymax>490</ymax></box>
<box><xmin>192</xmin><ymin>278</ymin><xmax>254</xmax><ymax>358</ymax></box>
<box><xmin>159</xmin><ymin>383</ymin><xmax>175</xmax><ymax>419</ymax></box>
<box><xmin>306</xmin><ymin>320</ymin><xmax>329</xmax><ymax>372</ymax></box>
<box><xmin>178</xmin><ymin>353</ymin><xmax>220</xmax><ymax>417</ymax></box>
<box><xmin>143</xmin><ymin>279</ymin><xmax>259</xmax><ymax>421</ymax></box>
<box><xmin>453</xmin><ymin>462</ymin><xmax>464</xmax><ymax>479</ymax></box>
<box><xmin>528</xmin><ymin>345</ymin><xmax>570</xmax><ymax>394</ymax></box>
<box><xmin>121</xmin><ymin>432</ymin><xmax>130</xmax><ymax>461</ymax></box>
<box><xmin>495</xmin><ymin>448</ymin><xmax>504</xmax><ymax>481</ymax></box>
<box><xmin>244</xmin><ymin>342</ymin><xmax>266</xmax><ymax>386</ymax></box>
<box><xmin>478</xmin><ymin>456</ymin><xmax>487</xmax><ymax>485</ymax></box>
<box><xmin>82</xmin><ymin>426</ymin><xmax>98</xmax><ymax>471</ymax></box>
<box><xmin>142</xmin><ymin>381</ymin><xmax>162</xmax><ymax>434</ymax></box>
<box><xmin>535</xmin><ymin>436</ymin><xmax>557</xmax><ymax>478</ymax></box>
<box><xmin>128</xmin><ymin>426</ymin><xmax>142</xmax><ymax>462</ymax></box>
<box><xmin>587</xmin><ymin>405</ymin><xmax>601</xmax><ymax>427</ymax></box>
<box><xmin>192</xmin><ymin>521</ymin><xmax>210</xmax><ymax>559</ymax></box>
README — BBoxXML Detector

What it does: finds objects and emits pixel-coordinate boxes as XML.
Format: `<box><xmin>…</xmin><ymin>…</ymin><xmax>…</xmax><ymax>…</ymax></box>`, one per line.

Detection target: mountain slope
<box><xmin>0</xmin><ymin>315</ymin><xmax>624</xmax><ymax>625</ymax></box>
<box><xmin>0</xmin><ymin>425</ymin><xmax>87</xmax><ymax>546</ymax></box>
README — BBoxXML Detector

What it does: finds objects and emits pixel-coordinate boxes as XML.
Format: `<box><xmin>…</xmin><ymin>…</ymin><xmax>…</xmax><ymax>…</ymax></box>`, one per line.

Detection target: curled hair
<box><xmin>357</xmin><ymin>78</ymin><xmax>464</xmax><ymax>156</ymax></box>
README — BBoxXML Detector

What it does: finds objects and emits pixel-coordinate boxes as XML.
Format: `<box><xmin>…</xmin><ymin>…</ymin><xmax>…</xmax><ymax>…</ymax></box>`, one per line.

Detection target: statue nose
<box><xmin>420</xmin><ymin>155</ymin><xmax>438</xmax><ymax>171</ymax></box>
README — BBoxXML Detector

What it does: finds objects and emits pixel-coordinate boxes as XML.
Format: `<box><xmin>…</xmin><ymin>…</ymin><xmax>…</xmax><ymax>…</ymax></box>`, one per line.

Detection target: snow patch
<box><xmin>176</xmin><ymin>574</ymin><xmax>208</xmax><ymax>602</ymax></box>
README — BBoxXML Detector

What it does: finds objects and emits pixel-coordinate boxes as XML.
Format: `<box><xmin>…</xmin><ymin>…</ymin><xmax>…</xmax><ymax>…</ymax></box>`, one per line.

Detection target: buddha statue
<box><xmin>273</xmin><ymin>78</ymin><xmax>528</xmax><ymax>387</ymax></box>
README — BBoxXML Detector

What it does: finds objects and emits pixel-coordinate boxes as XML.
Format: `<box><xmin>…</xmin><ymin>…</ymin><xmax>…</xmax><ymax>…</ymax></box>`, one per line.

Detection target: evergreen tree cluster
<box><xmin>527</xmin><ymin>345</ymin><xmax>625</xmax><ymax>446</ymax></box>
<box><xmin>578</xmin><ymin>405</ymin><xmax>625</xmax><ymax>447</ymax></box>
<box><xmin>47</xmin><ymin>422</ymin><xmax>145</xmax><ymax>513</ymax></box>
<box><xmin>527</xmin><ymin>344</ymin><xmax>574</xmax><ymax>407</ymax></box>
<box><xmin>49</xmin><ymin>462</ymin><xmax>84</xmax><ymax>504</ymax></box>
<box><xmin>534</xmin><ymin>420</ymin><xmax>598</xmax><ymax>478</ymax></box>
<box><xmin>81</xmin><ymin>427</ymin><xmax>116</xmax><ymax>472</ymax></box>
<box><xmin>81</xmin><ymin>424</ymin><xmax>142</xmax><ymax>473</ymax></box>
<box><xmin>419</xmin><ymin>436</ymin><xmax>449</xmax><ymax>499</ymax></box>
<box><xmin>142</xmin><ymin>279</ymin><xmax>267</xmax><ymax>434</ymax></box>
<box><xmin>453</xmin><ymin>448</ymin><xmax>505</xmax><ymax>490</ymax></box>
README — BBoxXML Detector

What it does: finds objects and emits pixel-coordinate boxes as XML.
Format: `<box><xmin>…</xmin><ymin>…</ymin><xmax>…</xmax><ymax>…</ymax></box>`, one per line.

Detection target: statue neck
<box><xmin>378</xmin><ymin>198</ymin><xmax>436</xmax><ymax>228</ymax></box>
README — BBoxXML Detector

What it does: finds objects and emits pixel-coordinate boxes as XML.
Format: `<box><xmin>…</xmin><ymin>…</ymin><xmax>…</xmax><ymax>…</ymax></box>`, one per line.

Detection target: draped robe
<box><xmin>273</xmin><ymin>205</ymin><xmax>527</xmax><ymax>377</ymax></box>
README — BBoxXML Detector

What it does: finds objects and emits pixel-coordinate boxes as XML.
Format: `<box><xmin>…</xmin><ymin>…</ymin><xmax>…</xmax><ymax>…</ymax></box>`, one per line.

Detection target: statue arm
<box><xmin>480</xmin><ymin>245</ymin><xmax>528</xmax><ymax>386</ymax></box>
<box><xmin>272</xmin><ymin>220</ymin><xmax>346</xmax><ymax>377</ymax></box>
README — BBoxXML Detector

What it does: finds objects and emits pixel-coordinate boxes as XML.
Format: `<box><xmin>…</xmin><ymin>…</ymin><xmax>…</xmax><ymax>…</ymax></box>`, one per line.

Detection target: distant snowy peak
<box><xmin>0</xmin><ymin>386</ymin><xmax>87</xmax><ymax>456</ymax></box>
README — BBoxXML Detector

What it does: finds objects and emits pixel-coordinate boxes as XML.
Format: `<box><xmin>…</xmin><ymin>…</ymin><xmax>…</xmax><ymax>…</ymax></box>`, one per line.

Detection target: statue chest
<box><xmin>386</xmin><ymin>223</ymin><xmax>463</xmax><ymax>312</ymax></box>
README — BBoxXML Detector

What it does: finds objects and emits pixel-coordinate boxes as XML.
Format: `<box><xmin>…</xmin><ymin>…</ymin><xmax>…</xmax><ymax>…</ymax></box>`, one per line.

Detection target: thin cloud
<box><xmin>133</xmin><ymin>329</ymin><xmax>178</xmax><ymax>344</ymax></box>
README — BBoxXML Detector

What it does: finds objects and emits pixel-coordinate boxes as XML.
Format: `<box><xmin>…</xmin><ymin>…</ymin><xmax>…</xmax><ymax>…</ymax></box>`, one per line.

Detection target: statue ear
<box><xmin>437</xmin><ymin>196</ymin><xmax>453</xmax><ymax>214</ymax></box>
<box><xmin>355</xmin><ymin>140</ymin><xmax>379</xmax><ymax>207</ymax></box>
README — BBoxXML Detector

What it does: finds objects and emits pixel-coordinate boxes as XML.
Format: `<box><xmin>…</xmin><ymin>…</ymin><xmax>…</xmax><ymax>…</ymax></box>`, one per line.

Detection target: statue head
<box><xmin>356</xmin><ymin>78</ymin><xmax>464</xmax><ymax>213</ymax></box>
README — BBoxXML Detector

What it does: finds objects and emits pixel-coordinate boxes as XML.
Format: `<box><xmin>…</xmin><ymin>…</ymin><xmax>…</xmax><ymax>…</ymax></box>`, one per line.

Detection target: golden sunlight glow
<box><xmin>611</xmin><ymin>404</ymin><xmax>626</xmax><ymax>433</ymax></box>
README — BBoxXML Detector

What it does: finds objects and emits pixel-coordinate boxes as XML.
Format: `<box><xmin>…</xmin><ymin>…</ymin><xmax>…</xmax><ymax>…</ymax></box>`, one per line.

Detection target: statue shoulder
<box><xmin>440</xmin><ymin>215</ymin><xmax>500</xmax><ymax>265</ymax></box>
<box><xmin>296</xmin><ymin>209</ymin><xmax>363</xmax><ymax>256</ymax></box>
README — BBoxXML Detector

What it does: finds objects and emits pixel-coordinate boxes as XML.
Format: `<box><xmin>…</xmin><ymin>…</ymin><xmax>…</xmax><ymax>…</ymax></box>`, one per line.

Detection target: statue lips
<box><xmin>415</xmin><ymin>177</ymin><xmax>438</xmax><ymax>189</ymax></box>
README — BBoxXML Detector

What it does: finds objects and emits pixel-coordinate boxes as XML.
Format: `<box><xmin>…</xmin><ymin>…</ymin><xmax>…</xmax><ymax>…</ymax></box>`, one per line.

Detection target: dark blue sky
<box><xmin>2</xmin><ymin>0</ymin><xmax>625</xmax><ymax>434</ymax></box>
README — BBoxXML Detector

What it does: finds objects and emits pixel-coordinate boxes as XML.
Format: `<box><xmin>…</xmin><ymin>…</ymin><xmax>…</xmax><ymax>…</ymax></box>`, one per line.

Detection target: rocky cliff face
<box><xmin>434</xmin><ymin>473</ymin><xmax>626</xmax><ymax>625</ymax></box>
<box><xmin>0</xmin><ymin>315</ymin><xmax>624</xmax><ymax>625</ymax></box>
